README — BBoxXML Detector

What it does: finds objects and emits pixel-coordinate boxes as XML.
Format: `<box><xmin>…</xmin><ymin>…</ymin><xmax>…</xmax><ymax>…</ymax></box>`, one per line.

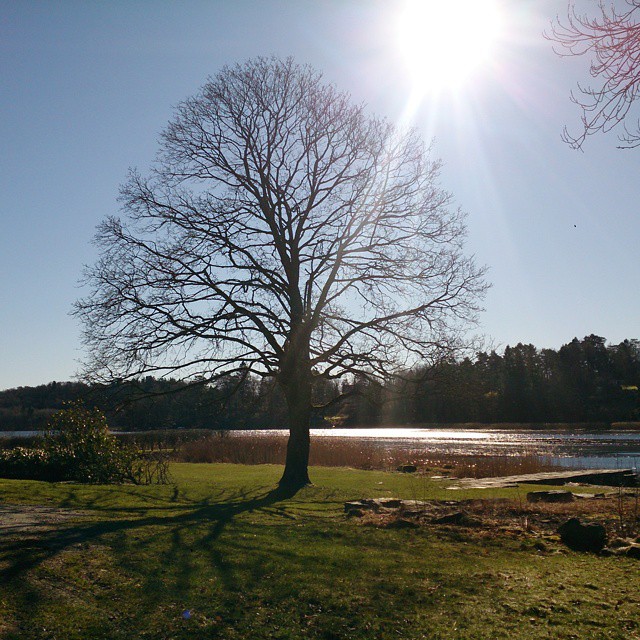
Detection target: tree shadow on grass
<box><xmin>0</xmin><ymin>482</ymin><xmax>300</xmax><ymax>586</ymax></box>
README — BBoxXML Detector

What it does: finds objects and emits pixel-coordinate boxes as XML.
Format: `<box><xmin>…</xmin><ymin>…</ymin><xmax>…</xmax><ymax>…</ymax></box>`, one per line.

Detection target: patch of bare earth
<box><xmin>0</xmin><ymin>504</ymin><xmax>87</xmax><ymax>535</ymax></box>
<box><xmin>0</xmin><ymin>505</ymin><xmax>94</xmax><ymax>638</ymax></box>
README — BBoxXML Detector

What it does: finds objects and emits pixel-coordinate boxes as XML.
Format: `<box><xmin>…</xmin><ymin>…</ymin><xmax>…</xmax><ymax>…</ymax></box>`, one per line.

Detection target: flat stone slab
<box><xmin>448</xmin><ymin>468</ymin><xmax>637</xmax><ymax>490</ymax></box>
<box><xmin>345</xmin><ymin>498</ymin><xmax>430</xmax><ymax>513</ymax></box>
<box><xmin>527</xmin><ymin>490</ymin><xmax>575</xmax><ymax>503</ymax></box>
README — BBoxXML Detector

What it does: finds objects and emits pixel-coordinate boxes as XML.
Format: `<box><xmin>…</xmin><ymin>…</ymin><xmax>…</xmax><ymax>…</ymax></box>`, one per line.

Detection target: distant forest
<box><xmin>1</xmin><ymin>335</ymin><xmax>638</xmax><ymax>431</ymax></box>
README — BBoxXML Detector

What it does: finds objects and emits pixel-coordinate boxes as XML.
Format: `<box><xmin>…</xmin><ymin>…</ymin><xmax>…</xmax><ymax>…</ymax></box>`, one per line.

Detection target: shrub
<box><xmin>43</xmin><ymin>403</ymin><xmax>133</xmax><ymax>483</ymax></box>
<box><xmin>0</xmin><ymin>403</ymin><xmax>169</xmax><ymax>484</ymax></box>
<box><xmin>0</xmin><ymin>447</ymin><xmax>59</xmax><ymax>481</ymax></box>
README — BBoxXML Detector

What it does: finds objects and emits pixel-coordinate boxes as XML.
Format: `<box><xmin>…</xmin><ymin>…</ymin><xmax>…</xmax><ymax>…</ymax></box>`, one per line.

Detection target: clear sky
<box><xmin>1</xmin><ymin>0</ymin><xmax>639</xmax><ymax>390</ymax></box>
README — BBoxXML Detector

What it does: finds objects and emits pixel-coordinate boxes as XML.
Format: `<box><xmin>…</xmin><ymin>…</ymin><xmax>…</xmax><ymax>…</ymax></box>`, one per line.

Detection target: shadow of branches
<box><xmin>0</xmin><ymin>483</ymin><xmax>299</xmax><ymax>586</ymax></box>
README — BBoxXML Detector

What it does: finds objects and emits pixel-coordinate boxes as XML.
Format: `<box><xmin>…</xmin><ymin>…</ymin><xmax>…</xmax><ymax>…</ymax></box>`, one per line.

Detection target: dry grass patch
<box><xmin>351</xmin><ymin>491</ymin><xmax>640</xmax><ymax>546</ymax></box>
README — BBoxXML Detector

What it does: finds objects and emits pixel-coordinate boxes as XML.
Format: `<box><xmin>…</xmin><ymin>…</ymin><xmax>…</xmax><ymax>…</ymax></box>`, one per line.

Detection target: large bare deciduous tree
<box><xmin>75</xmin><ymin>57</ymin><xmax>487</xmax><ymax>488</ymax></box>
<box><xmin>548</xmin><ymin>1</ymin><xmax>640</xmax><ymax>148</ymax></box>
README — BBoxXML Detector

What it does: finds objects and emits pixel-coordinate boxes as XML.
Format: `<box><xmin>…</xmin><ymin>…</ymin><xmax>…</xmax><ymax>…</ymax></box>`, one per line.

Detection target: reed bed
<box><xmin>177</xmin><ymin>432</ymin><xmax>288</xmax><ymax>465</ymax></box>
<box><xmin>611</xmin><ymin>421</ymin><xmax>640</xmax><ymax>430</ymax></box>
<box><xmin>409</xmin><ymin>452</ymin><xmax>565</xmax><ymax>478</ymax></box>
<box><xmin>173</xmin><ymin>432</ymin><xmax>566</xmax><ymax>477</ymax></box>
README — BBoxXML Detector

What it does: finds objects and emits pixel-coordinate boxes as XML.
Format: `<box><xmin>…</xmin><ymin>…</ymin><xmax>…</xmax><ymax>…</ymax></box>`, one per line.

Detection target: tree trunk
<box><xmin>278</xmin><ymin>355</ymin><xmax>313</xmax><ymax>489</ymax></box>
<box><xmin>279</xmin><ymin>415</ymin><xmax>311</xmax><ymax>489</ymax></box>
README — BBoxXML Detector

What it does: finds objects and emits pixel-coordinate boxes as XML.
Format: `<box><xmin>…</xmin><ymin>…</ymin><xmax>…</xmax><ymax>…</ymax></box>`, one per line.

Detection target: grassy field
<box><xmin>0</xmin><ymin>464</ymin><xmax>638</xmax><ymax>639</ymax></box>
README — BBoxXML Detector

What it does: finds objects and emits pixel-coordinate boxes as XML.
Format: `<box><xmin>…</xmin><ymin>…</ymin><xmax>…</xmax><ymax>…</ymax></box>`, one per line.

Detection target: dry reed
<box><xmin>173</xmin><ymin>433</ymin><xmax>567</xmax><ymax>477</ymax></box>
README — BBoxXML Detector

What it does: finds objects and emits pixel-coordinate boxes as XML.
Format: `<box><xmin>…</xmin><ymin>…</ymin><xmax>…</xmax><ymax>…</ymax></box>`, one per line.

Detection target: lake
<box><xmin>236</xmin><ymin>427</ymin><xmax>640</xmax><ymax>473</ymax></box>
<box><xmin>3</xmin><ymin>426</ymin><xmax>640</xmax><ymax>476</ymax></box>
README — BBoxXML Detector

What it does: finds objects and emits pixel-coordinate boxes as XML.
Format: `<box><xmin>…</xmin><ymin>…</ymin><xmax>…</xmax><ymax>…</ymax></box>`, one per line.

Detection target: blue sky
<box><xmin>1</xmin><ymin>0</ymin><xmax>639</xmax><ymax>389</ymax></box>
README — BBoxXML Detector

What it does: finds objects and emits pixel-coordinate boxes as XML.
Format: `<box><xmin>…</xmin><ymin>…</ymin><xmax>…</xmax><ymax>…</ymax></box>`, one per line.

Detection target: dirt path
<box><xmin>0</xmin><ymin>504</ymin><xmax>86</xmax><ymax>534</ymax></box>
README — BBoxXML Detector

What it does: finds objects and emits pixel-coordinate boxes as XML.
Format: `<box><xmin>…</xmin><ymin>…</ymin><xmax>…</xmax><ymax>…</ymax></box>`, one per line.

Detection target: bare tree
<box><xmin>547</xmin><ymin>1</ymin><xmax>640</xmax><ymax>148</ymax></box>
<box><xmin>75</xmin><ymin>57</ymin><xmax>487</xmax><ymax>488</ymax></box>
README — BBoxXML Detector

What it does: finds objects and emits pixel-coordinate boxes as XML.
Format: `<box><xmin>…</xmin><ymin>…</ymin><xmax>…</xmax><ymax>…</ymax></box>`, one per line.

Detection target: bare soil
<box><xmin>0</xmin><ymin>504</ymin><xmax>86</xmax><ymax>535</ymax></box>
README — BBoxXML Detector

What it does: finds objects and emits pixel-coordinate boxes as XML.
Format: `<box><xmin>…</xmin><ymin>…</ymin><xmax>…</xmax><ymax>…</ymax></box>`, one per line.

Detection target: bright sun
<box><xmin>397</xmin><ymin>0</ymin><xmax>503</xmax><ymax>92</ymax></box>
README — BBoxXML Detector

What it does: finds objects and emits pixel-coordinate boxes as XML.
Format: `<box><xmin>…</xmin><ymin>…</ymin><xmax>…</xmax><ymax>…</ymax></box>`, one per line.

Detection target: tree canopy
<box><xmin>75</xmin><ymin>57</ymin><xmax>486</xmax><ymax>487</ymax></box>
<box><xmin>548</xmin><ymin>1</ymin><xmax>640</xmax><ymax>148</ymax></box>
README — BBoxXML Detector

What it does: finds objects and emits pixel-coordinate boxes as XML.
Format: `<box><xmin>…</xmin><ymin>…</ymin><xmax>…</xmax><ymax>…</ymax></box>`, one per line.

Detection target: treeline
<box><xmin>370</xmin><ymin>335</ymin><xmax>640</xmax><ymax>425</ymax></box>
<box><xmin>1</xmin><ymin>335</ymin><xmax>639</xmax><ymax>431</ymax></box>
<box><xmin>0</xmin><ymin>376</ymin><xmax>289</xmax><ymax>432</ymax></box>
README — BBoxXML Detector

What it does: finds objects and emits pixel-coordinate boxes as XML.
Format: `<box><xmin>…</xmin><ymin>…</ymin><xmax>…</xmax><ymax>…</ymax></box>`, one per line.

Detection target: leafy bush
<box><xmin>43</xmin><ymin>403</ymin><xmax>135</xmax><ymax>483</ymax></box>
<box><xmin>0</xmin><ymin>403</ymin><xmax>169</xmax><ymax>484</ymax></box>
<box><xmin>0</xmin><ymin>447</ymin><xmax>60</xmax><ymax>481</ymax></box>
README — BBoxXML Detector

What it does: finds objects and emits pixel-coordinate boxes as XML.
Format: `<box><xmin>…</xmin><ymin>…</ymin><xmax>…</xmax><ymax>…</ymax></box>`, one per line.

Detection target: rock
<box><xmin>399</xmin><ymin>499</ymin><xmax>429</xmax><ymax>510</ymax></box>
<box><xmin>344</xmin><ymin>498</ymin><xmax>406</xmax><ymax>514</ymax></box>
<box><xmin>527</xmin><ymin>490</ymin><xmax>575</xmax><ymax>503</ymax></box>
<box><xmin>397</xmin><ymin>500</ymin><xmax>430</xmax><ymax>516</ymax></box>
<box><xmin>557</xmin><ymin>517</ymin><xmax>607</xmax><ymax>552</ymax></box>
<box><xmin>600</xmin><ymin>538</ymin><xmax>640</xmax><ymax>560</ymax></box>
<box><xmin>602</xmin><ymin>545</ymin><xmax>631</xmax><ymax>556</ymax></box>
<box><xmin>374</xmin><ymin>498</ymin><xmax>404</xmax><ymax>509</ymax></box>
<box><xmin>608</xmin><ymin>537</ymin><xmax>631</xmax><ymax>549</ymax></box>
<box><xmin>397</xmin><ymin>464</ymin><xmax>417</xmax><ymax>473</ymax></box>
<box><xmin>344</xmin><ymin>501</ymin><xmax>368</xmax><ymax>513</ymax></box>
<box><xmin>360</xmin><ymin>498</ymin><xmax>403</xmax><ymax>511</ymax></box>
<box><xmin>432</xmin><ymin>511</ymin><xmax>481</xmax><ymax>527</ymax></box>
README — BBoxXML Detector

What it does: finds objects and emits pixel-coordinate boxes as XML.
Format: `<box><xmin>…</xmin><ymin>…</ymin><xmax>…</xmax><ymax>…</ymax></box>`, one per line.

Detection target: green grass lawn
<box><xmin>0</xmin><ymin>464</ymin><xmax>638</xmax><ymax>639</ymax></box>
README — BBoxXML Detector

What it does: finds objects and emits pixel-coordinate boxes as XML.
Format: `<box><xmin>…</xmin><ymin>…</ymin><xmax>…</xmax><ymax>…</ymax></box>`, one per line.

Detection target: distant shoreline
<box><xmin>3</xmin><ymin>421</ymin><xmax>640</xmax><ymax>436</ymax></box>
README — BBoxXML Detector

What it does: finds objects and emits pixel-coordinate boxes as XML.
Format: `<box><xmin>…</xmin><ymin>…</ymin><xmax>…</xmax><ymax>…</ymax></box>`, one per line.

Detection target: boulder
<box><xmin>344</xmin><ymin>501</ymin><xmax>368</xmax><ymax>514</ymax></box>
<box><xmin>527</xmin><ymin>490</ymin><xmax>575</xmax><ymax>503</ymax></box>
<box><xmin>558</xmin><ymin>517</ymin><xmax>607</xmax><ymax>552</ymax></box>
<box><xmin>397</xmin><ymin>464</ymin><xmax>417</xmax><ymax>473</ymax></box>
<box><xmin>607</xmin><ymin>537</ymin><xmax>630</xmax><ymax>549</ymax></box>
<box><xmin>602</xmin><ymin>543</ymin><xmax>640</xmax><ymax>558</ymax></box>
